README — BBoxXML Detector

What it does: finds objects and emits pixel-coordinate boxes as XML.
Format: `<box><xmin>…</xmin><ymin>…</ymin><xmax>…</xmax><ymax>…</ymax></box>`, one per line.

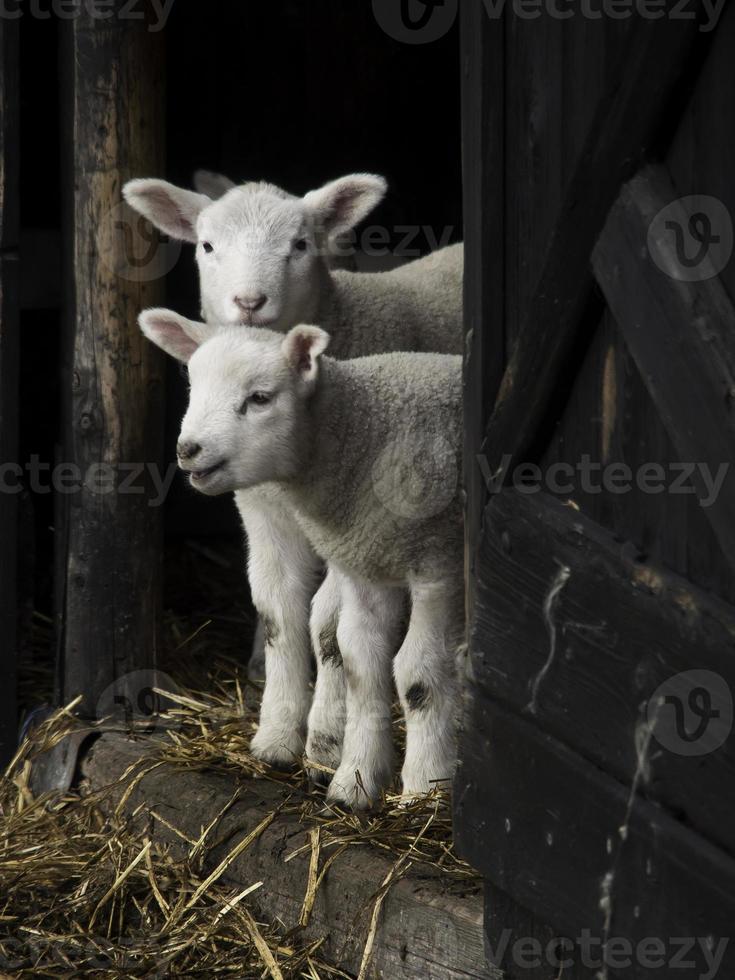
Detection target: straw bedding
<box><xmin>1</xmin><ymin>538</ymin><xmax>480</xmax><ymax>978</ymax></box>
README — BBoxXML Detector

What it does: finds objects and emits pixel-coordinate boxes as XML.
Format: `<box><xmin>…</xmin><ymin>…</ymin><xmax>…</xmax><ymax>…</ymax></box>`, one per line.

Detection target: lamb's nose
<box><xmin>177</xmin><ymin>440</ymin><xmax>201</xmax><ymax>461</ymax></box>
<box><xmin>234</xmin><ymin>293</ymin><xmax>267</xmax><ymax>313</ymax></box>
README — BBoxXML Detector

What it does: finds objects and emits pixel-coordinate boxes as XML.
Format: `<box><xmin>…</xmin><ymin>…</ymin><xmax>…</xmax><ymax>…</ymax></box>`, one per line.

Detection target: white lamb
<box><xmin>123</xmin><ymin>173</ymin><xmax>463</xmax><ymax>774</ymax></box>
<box><xmin>139</xmin><ymin>308</ymin><xmax>464</xmax><ymax>809</ymax></box>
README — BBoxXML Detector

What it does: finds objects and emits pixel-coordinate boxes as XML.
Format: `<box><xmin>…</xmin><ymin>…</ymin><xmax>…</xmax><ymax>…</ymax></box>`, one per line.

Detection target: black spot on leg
<box><xmin>406</xmin><ymin>683</ymin><xmax>430</xmax><ymax>711</ymax></box>
<box><xmin>310</xmin><ymin>732</ymin><xmax>340</xmax><ymax>756</ymax></box>
<box><xmin>262</xmin><ymin>617</ymin><xmax>278</xmax><ymax>646</ymax></box>
<box><xmin>318</xmin><ymin>620</ymin><xmax>343</xmax><ymax>669</ymax></box>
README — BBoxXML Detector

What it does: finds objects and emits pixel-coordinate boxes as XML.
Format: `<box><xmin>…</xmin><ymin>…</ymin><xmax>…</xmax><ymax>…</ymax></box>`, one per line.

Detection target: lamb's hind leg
<box><xmin>236</xmin><ymin>492</ymin><xmax>322</xmax><ymax>768</ymax></box>
<box><xmin>305</xmin><ymin>567</ymin><xmax>345</xmax><ymax>784</ymax></box>
<box><xmin>394</xmin><ymin>580</ymin><xmax>462</xmax><ymax>799</ymax></box>
<box><xmin>326</xmin><ymin>573</ymin><xmax>404</xmax><ymax>811</ymax></box>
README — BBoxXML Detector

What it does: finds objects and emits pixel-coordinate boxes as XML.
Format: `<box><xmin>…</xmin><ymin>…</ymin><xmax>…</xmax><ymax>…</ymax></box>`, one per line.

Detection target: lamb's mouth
<box><xmin>189</xmin><ymin>460</ymin><xmax>227</xmax><ymax>484</ymax></box>
<box><xmin>237</xmin><ymin>316</ymin><xmax>275</xmax><ymax>328</ymax></box>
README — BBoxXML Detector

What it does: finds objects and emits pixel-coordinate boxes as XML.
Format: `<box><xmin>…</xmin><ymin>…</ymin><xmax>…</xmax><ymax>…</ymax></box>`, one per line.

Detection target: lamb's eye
<box><xmin>239</xmin><ymin>391</ymin><xmax>272</xmax><ymax>414</ymax></box>
<box><xmin>202</xmin><ymin>242</ymin><xmax>214</xmax><ymax>254</ymax></box>
<box><xmin>293</xmin><ymin>238</ymin><xmax>308</xmax><ymax>253</ymax></box>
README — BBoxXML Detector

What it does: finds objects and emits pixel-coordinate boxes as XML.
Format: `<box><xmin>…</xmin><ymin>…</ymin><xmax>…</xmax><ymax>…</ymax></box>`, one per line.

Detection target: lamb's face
<box><xmin>178</xmin><ymin>331</ymin><xmax>305</xmax><ymax>495</ymax></box>
<box><xmin>138</xmin><ymin>311</ymin><xmax>331</xmax><ymax>497</ymax></box>
<box><xmin>196</xmin><ymin>187</ymin><xmax>322</xmax><ymax>331</ymax></box>
<box><xmin>123</xmin><ymin>172</ymin><xmax>387</xmax><ymax>329</ymax></box>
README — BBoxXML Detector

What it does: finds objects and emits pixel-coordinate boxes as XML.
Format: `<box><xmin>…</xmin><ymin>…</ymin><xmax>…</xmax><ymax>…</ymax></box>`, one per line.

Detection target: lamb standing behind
<box><xmin>122</xmin><ymin>175</ymin><xmax>462</xmax><ymax>357</ymax></box>
<box><xmin>139</xmin><ymin>309</ymin><xmax>464</xmax><ymax>808</ymax></box>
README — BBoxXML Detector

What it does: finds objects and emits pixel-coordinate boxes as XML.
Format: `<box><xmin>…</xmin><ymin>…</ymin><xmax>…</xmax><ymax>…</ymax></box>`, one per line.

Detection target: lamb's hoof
<box><xmin>325</xmin><ymin>766</ymin><xmax>390</xmax><ymax>813</ymax></box>
<box><xmin>249</xmin><ymin>729</ymin><xmax>303</xmax><ymax>771</ymax></box>
<box><xmin>399</xmin><ymin>774</ymin><xmax>452</xmax><ymax>805</ymax></box>
<box><xmin>305</xmin><ymin>730</ymin><xmax>342</xmax><ymax>787</ymax></box>
<box><xmin>322</xmin><ymin>795</ymin><xmax>350</xmax><ymax>813</ymax></box>
<box><xmin>396</xmin><ymin>789</ymin><xmax>428</xmax><ymax>808</ymax></box>
<box><xmin>307</xmin><ymin>767</ymin><xmax>332</xmax><ymax>789</ymax></box>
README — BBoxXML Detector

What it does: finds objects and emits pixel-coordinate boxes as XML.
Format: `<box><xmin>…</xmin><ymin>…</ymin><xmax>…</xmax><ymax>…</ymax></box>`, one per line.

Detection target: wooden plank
<box><xmin>460</xmin><ymin>0</ymin><xmax>506</xmax><ymax>619</ymax></box>
<box><xmin>536</xmin><ymin>5</ymin><xmax>735</xmax><ymax>608</ymax></box>
<box><xmin>82</xmin><ymin>733</ymin><xmax>491</xmax><ymax>980</ymax></box>
<box><xmin>468</xmin><ymin>488</ymin><xmax>735</xmax><ymax>856</ymax></box>
<box><xmin>58</xmin><ymin>6</ymin><xmax>166</xmax><ymax>716</ymax></box>
<box><xmin>663</xmin><ymin>0</ymin><xmax>735</xmax><ymax>605</ymax></box>
<box><xmin>483</xmin><ymin>883</ymin><xmax>563</xmax><ymax>980</ymax></box>
<box><xmin>592</xmin><ymin>163</ymin><xmax>735</xmax><ymax>572</ymax></box>
<box><xmin>0</xmin><ymin>19</ymin><xmax>20</xmax><ymax>765</ymax></box>
<box><xmin>481</xmin><ymin>8</ymin><xmax>708</xmax><ymax>485</ymax></box>
<box><xmin>455</xmin><ymin>694</ymin><xmax>735</xmax><ymax>978</ymax></box>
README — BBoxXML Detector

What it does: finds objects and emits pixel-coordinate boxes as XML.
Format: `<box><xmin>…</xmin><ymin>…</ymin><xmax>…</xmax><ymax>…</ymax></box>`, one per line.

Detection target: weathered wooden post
<box><xmin>0</xmin><ymin>20</ymin><xmax>20</xmax><ymax>765</ymax></box>
<box><xmin>58</xmin><ymin>2</ymin><xmax>167</xmax><ymax>718</ymax></box>
<box><xmin>460</xmin><ymin>0</ymin><xmax>505</xmax><ymax>622</ymax></box>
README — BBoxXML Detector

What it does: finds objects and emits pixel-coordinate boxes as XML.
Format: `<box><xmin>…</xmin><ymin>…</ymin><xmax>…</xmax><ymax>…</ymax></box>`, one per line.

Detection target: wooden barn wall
<box><xmin>512</xmin><ymin>8</ymin><xmax>735</xmax><ymax>604</ymax></box>
<box><xmin>460</xmin><ymin>5</ymin><xmax>735</xmax><ymax>972</ymax></box>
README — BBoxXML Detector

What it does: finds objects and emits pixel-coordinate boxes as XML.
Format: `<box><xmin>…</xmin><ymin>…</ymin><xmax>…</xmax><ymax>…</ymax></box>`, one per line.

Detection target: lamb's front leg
<box><xmin>305</xmin><ymin>567</ymin><xmax>345</xmax><ymax>783</ymax></box>
<box><xmin>394</xmin><ymin>580</ymin><xmax>463</xmax><ymax>799</ymax></box>
<box><xmin>236</xmin><ymin>491</ymin><xmax>323</xmax><ymax>768</ymax></box>
<box><xmin>326</xmin><ymin>573</ymin><xmax>404</xmax><ymax>811</ymax></box>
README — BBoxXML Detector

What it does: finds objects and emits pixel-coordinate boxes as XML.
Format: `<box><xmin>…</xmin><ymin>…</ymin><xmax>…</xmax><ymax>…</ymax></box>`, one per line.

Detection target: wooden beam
<box><xmin>0</xmin><ymin>20</ymin><xmax>20</xmax><ymax>766</ymax></box>
<box><xmin>58</xmin><ymin>5</ymin><xmax>166</xmax><ymax>716</ymax></box>
<box><xmin>460</xmin><ymin>0</ymin><xmax>506</xmax><ymax>618</ymax></box>
<box><xmin>592</xmin><ymin>164</ymin><xmax>735</xmax><ymax>571</ymax></box>
<box><xmin>480</xmin><ymin>8</ymin><xmax>708</xmax><ymax>484</ymax></box>
<box><xmin>467</xmin><ymin>488</ymin><xmax>735</xmax><ymax>856</ymax></box>
<box><xmin>83</xmin><ymin>733</ymin><xmax>492</xmax><ymax>980</ymax></box>
<box><xmin>456</xmin><ymin>694</ymin><xmax>735</xmax><ymax>977</ymax></box>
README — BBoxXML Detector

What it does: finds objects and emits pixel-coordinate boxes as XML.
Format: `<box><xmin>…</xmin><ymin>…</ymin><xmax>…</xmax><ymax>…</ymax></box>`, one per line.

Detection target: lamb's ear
<box><xmin>193</xmin><ymin>169</ymin><xmax>237</xmax><ymax>199</ymax></box>
<box><xmin>139</xmin><ymin>308</ymin><xmax>212</xmax><ymax>363</ymax></box>
<box><xmin>303</xmin><ymin>173</ymin><xmax>387</xmax><ymax>236</ymax></box>
<box><xmin>282</xmin><ymin>325</ymin><xmax>331</xmax><ymax>382</ymax></box>
<box><xmin>123</xmin><ymin>179</ymin><xmax>210</xmax><ymax>243</ymax></box>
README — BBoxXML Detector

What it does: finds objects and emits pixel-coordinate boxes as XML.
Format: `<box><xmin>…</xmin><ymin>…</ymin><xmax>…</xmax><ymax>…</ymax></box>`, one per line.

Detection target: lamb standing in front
<box><xmin>138</xmin><ymin>309</ymin><xmax>463</xmax><ymax>809</ymax></box>
<box><xmin>123</xmin><ymin>174</ymin><xmax>463</xmax><ymax>774</ymax></box>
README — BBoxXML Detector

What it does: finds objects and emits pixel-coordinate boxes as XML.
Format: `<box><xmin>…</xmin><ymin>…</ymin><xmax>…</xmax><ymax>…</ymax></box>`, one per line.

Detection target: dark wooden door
<box><xmin>457</xmin><ymin>3</ymin><xmax>735</xmax><ymax>977</ymax></box>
